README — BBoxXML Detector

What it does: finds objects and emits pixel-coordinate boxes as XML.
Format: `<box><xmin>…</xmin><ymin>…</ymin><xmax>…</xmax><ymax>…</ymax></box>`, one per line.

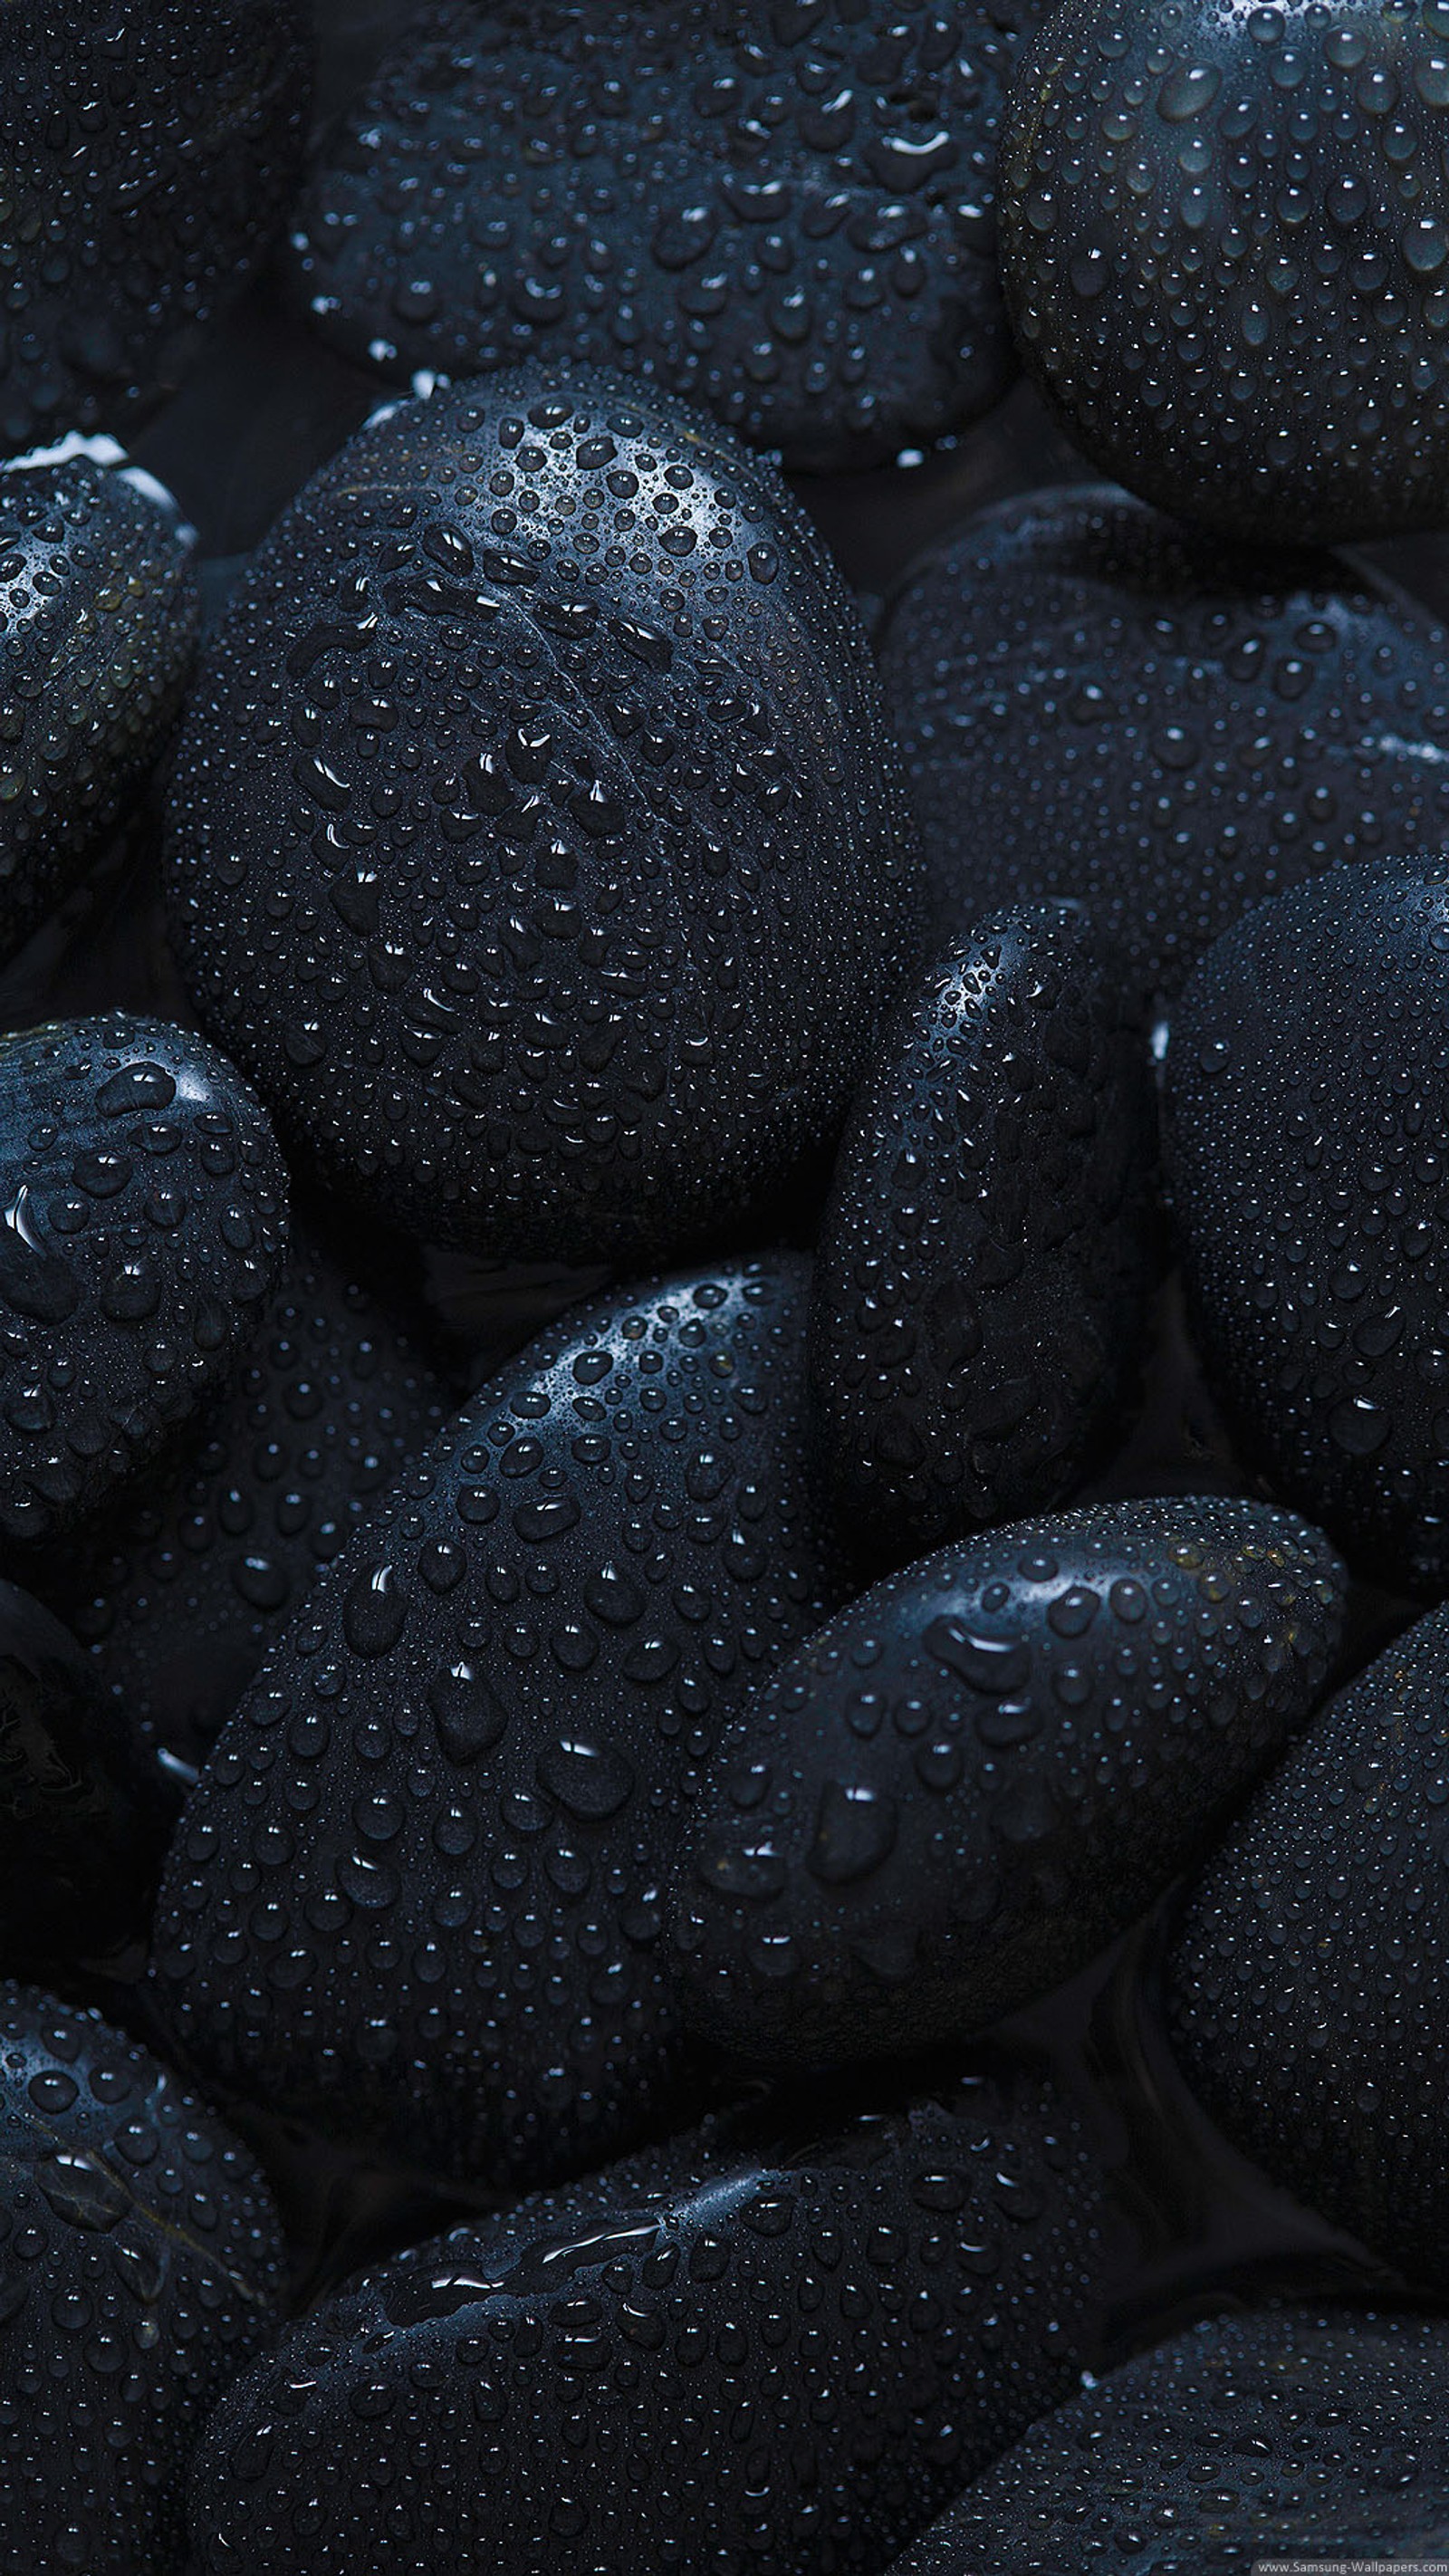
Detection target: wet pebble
<box><xmin>810</xmin><ymin>904</ymin><xmax>1159</xmax><ymax>1567</ymax></box>
<box><xmin>878</xmin><ymin>484</ymin><xmax>1449</xmax><ymax>1011</ymax></box>
<box><xmin>1167</xmin><ymin>858</ymin><xmax>1449</xmax><ymax>1592</ymax></box>
<box><xmin>166</xmin><ymin>370</ymin><xmax>917</xmax><ymax>1264</ymax></box>
<box><xmin>0</xmin><ymin>3</ymin><xmax>310</xmax><ymax>456</ymax></box>
<box><xmin>0</xmin><ymin>1014</ymin><xmax>288</xmax><ymax>1544</ymax></box>
<box><xmin>0</xmin><ymin>455</ymin><xmax>198</xmax><ymax>967</ymax></box>
<box><xmin>673</xmin><ymin>1498</ymin><xmax>1343</xmax><ymax>2065</ymax></box>
<box><xmin>148</xmin><ymin>1258</ymin><xmax>843</xmax><ymax>2189</ymax></box>
<box><xmin>287</xmin><ymin>0</ymin><xmax>1037</xmax><ymax>474</ymax></box>
<box><xmin>893</xmin><ymin>2306</ymin><xmax>1449</xmax><ymax>2572</ymax></box>
<box><xmin>1001</xmin><ymin>0</ymin><xmax>1449</xmax><ymax>543</ymax></box>
<box><xmin>24</xmin><ymin>1226</ymin><xmax>448</xmax><ymax>1808</ymax></box>
<box><xmin>186</xmin><ymin>2060</ymin><xmax>1104</xmax><ymax>2576</ymax></box>
<box><xmin>1169</xmin><ymin>1599</ymin><xmax>1449</xmax><ymax>2289</ymax></box>
<box><xmin>0</xmin><ymin>1980</ymin><xmax>283</xmax><ymax>2576</ymax></box>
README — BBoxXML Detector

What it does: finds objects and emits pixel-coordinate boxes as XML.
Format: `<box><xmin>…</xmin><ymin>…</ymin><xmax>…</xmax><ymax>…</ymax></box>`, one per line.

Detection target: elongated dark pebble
<box><xmin>810</xmin><ymin>906</ymin><xmax>1158</xmax><ymax>1566</ymax></box>
<box><xmin>25</xmin><ymin>1226</ymin><xmax>447</xmax><ymax>1808</ymax></box>
<box><xmin>287</xmin><ymin>0</ymin><xmax>1036</xmax><ymax>476</ymax></box>
<box><xmin>0</xmin><ymin>4</ymin><xmax>310</xmax><ymax>457</ymax></box>
<box><xmin>1002</xmin><ymin>0</ymin><xmax>1449</xmax><ymax>543</ymax></box>
<box><xmin>892</xmin><ymin>2307</ymin><xmax>1449</xmax><ymax>2573</ymax></box>
<box><xmin>0</xmin><ymin>1579</ymin><xmax>152</xmax><ymax>1962</ymax></box>
<box><xmin>0</xmin><ymin>1014</ymin><xmax>288</xmax><ymax>1544</ymax></box>
<box><xmin>673</xmin><ymin>1499</ymin><xmax>1343</xmax><ymax>2065</ymax></box>
<box><xmin>1169</xmin><ymin>1601</ymin><xmax>1449</xmax><ymax>2288</ymax></box>
<box><xmin>877</xmin><ymin>485</ymin><xmax>1449</xmax><ymax>1010</ymax></box>
<box><xmin>149</xmin><ymin>1259</ymin><xmax>843</xmax><ymax>2189</ymax></box>
<box><xmin>0</xmin><ymin>1981</ymin><xmax>283</xmax><ymax>2576</ymax></box>
<box><xmin>0</xmin><ymin>456</ymin><xmax>197</xmax><ymax>966</ymax></box>
<box><xmin>186</xmin><ymin>2060</ymin><xmax>1104</xmax><ymax>2576</ymax></box>
<box><xmin>1167</xmin><ymin>858</ymin><xmax>1449</xmax><ymax>1591</ymax></box>
<box><xmin>166</xmin><ymin>371</ymin><xmax>917</xmax><ymax>1264</ymax></box>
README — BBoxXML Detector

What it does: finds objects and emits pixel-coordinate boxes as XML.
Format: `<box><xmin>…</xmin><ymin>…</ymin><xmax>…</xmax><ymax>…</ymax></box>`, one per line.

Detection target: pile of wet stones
<box><xmin>14</xmin><ymin>0</ymin><xmax>1449</xmax><ymax>2569</ymax></box>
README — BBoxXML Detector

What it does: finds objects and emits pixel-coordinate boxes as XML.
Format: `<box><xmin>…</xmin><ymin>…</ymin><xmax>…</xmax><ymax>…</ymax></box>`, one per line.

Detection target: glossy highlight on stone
<box><xmin>810</xmin><ymin>905</ymin><xmax>1159</xmax><ymax>1567</ymax></box>
<box><xmin>0</xmin><ymin>456</ymin><xmax>198</xmax><ymax>967</ymax></box>
<box><xmin>25</xmin><ymin>1225</ymin><xmax>447</xmax><ymax>1807</ymax></box>
<box><xmin>1167</xmin><ymin>859</ymin><xmax>1449</xmax><ymax>1592</ymax></box>
<box><xmin>186</xmin><ymin>2061</ymin><xmax>1104</xmax><ymax>2576</ymax></box>
<box><xmin>0</xmin><ymin>1579</ymin><xmax>151</xmax><ymax>1963</ymax></box>
<box><xmin>878</xmin><ymin>485</ymin><xmax>1449</xmax><ymax>1010</ymax></box>
<box><xmin>0</xmin><ymin>1014</ymin><xmax>288</xmax><ymax>1545</ymax></box>
<box><xmin>1169</xmin><ymin>1600</ymin><xmax>1449</xmax><ymax>2289</ymax></box>
<box><xmin>894</xmin><ymin>2307</ymin><xmax>1449</xmax><ymax>2572</ymax></box>
<box><xmin>166</xmin><ymin>370</ymin><xmax>918</xmax><ymax>1264</ymax></box>
<box><xmin>1002</xmin><ymin>0</ymin><xmax>1449</xmax><ymax>543</ymax></box>
<box><xmin>149</xmin><ymin>1258</ymin><xmax>842</xmax><ymax>2189</ymax></box>
<box><xmin>673</xmin><ymin>1498</ymin><xmax>1343</xmax><ymax>2064</ymax></box>
<box><xmin>0</xmin><ymin>1981</ymin><xmax>283</xmax><ymax>2576</ymax></box>
<box><xmin>288</xmin><ymin>0</ymin><xmax>1037</xmax><ymax>475</ymax></box>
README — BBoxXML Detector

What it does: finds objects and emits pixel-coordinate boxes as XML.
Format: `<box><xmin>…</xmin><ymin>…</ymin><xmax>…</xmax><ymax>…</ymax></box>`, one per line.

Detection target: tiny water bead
<box><xmin>0</xmin><ymin>1982</ymin><xmax>283</xmax><ymax>2576</ymax></box>
<box><xmin>148</xmin><ymin>1259</ymin><xmax>844</xmax><ymax>2191</ymax></box>
<box><xmin>0</xmin><ymin>456</ymin><xmax>198</xmax><ymax>968</ymax></box>
<box><xmin>894</xmin><ymin>2308</ymin><xmax>1449</xmax><ymax>2572</ymax></box>
<box><xmin>1169</xmin><ymin>1600</ymin><xmax>1449</xmax><ymax>2289</ymax></box>
<box><xmin>0</xmin><ymin>1579</ymin><xmax>150</xmax><ymax>1964</ymax></box>
<box><xmin>25</xmin><ymin>1226</ymin><xmax>448</xmax><ymax>1808</ymax></box>
<box><xmin>0</xmin><ymin>1014</ymin><xmax>288</xmax><ymax>1545</ymax></box>
<box><xmin>186</xmin><ymin>2062</ymin><xmax>1105</xmax><ymax>2576</ymax></box>
<box><xmin>878</xmin><ymin>483</ymin><xmax>1449</xmax><ymax>1012</ymax></box>
<box><xmin>1002</xmin><ymin>0</ymin><xmax>1449</xmax><ymax>542</ymax></box>
<box><xmin>166</xmin><ymin>368</ymin><xmax>918</xmax><ymax>1265</ymax></box>
<box><xmin>810</xmin><ymin>905</ymin><xmax>1159</xmax><ymax>1567</ymax></box>
<box><xmin>671</xmin><ymin>1496</ymin><xmax>1343</xmax><ymax>2065</ymax></box>
<box><xmin>287</xmin><ymin>0</ymin><xmax>1038</xmax><ymax>476</ymax></box>
<box><xmin>0</xmin><ymin>2</ymin><xmax>311</xmax><ymax>457</ymax></box>
<box><xmin>1167</xmin><ymin>857</ymin><xmax>1449</xmax><ymax>1591</ymax></box>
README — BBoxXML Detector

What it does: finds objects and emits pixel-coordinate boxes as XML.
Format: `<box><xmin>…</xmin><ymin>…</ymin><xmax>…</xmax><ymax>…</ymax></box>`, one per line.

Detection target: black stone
<box><xmin>148</xmin><ymin>1258</ymin><xmax>843</xmax><ymax>2189</ymax></box>
<box><xmin>0</xmin><ymin>1580</ymin><xmax>151</xmax><ymax>1963</ymax></box>
<box><xmin>0</xmin><ymin>1014</ymin><xmax>288</xmax><ymax>1544</ymax></box>
<box><xmin>0</xmin><ymin>457</ymin><xmax>197</xmax><ymax>966</ymax></box>
<box><xmin>287</xmin><ymin>0</ymin><xmax>1037</xmax><ymax>475</ymax></box>
<box><xmin>0</xmin><ymin>3</ymin><xmax>310</xmax><ymax>457</ymax></box>
<box><xmin>1001</xmin><ymin>0</ymin><xmax>1449</xmax><ymax>543</ymax></box>
<box><xmin>810</xmin><ymin>905</ymin><xmax>1159</xmax><ymax>1567</ymax></box>
<box><xmin>1167</xmin><ymin>858</ymin><xmax>1449</xmax><ymax>1592</ymax></box>
<box><xmin>185</xmin><ymin>2060</ymin><xmax>1103</xmax><ymax>2576</ymax></box>
<box><xmin>893</xmin><ymin>2308</ymin><xmax>1449</xmax><ymax>2572</ymax></box>
<box><xmin>877</xmin><ymin>485</ymin><xmax>1449</xmax><ymax>1013</ymax></box>
<box><xmin>673</xmin><ymin>1498</ymin><xmax>1344</xmax><ymax>2064</ymax></box>
<box><xmin>1169</xmin><ymin>1600</ymin><xmax>1449</xmax><ymax>2289</ymax></box>
<box><xmin>0</xmin><ymin>1981</ymin><xmax>283</xmax><ymax>2576</ymax></box>
<box><xmin>166</xmin><ymin>370</ymin><xmax>918</xmax><ymax>1264</ymax></box>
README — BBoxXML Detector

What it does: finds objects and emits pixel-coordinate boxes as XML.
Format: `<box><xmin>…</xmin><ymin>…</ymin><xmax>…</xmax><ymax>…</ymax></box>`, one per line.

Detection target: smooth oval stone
<box><xmin>0</xmin><ymin>4</ymin><xmax>310</xmax><ymax>456</ymax></box>
<box><xmin>893</xmin><ymin>2308</ymin><xmax>1449</xmax><ymax>2572</ymax></box>
<box><xmin>878</xmin><ymin>485</ymin><xmax>1449</xmax><ymax>1011</ymax></box>
<box><xmin>1001</xmin><ymin>0</ymin><xmax>1449</xmax><ymax>543</ymax></box>
<box><xmin>1169</xmin><ymin>1601</ymin><xmax>1449</xmax><ymax>2290</ymax></box>
<box><xmin>673</xmin><ymin>1498</ymin><xmax>1344</xmax><ymax>2064</ymax></box>
<box><xmin>0</xmin><ymin>1014</ymin><xmax>288</xmax><ymax>1543</ymax></box>
<box><xmin>286</xmin><ymin>1</ymin><xmax>1037</xmax><ymax>475</ymax></box>
<box><xmin>24</xmin><ymin>1226</ymin><xmax>447</xmax><ymax>1806</ymax></box>
<box><xmin>810</xmin><ymin>906</ymin><xmax>1159</xmax><ymax>1567</ymax></box>
<box><xmin>149</xmin><ymin>1258</ymin><xmax>844</xmax><ymax>2188</ymax></box>
<box><xmin>166</xmin><ymin>370</ymin><xmax>918</xmax><ymax>1264</ymax></box>
<box><xmin>0</xmin><ymin>1980</ymin><xmax>283</xmax><ymax>2575</ymax></box>
<box><xmin>0</xmin><ymin>457</ymin><xmax>198</xmax><ymax>966</ymax></box>
<box><xmin>0</xmin><ymin>1578</ymin><xmax>152</xmax><ymax>1961</ymax></box>
<box><xmin>186</xmin><ymin>2061</ymin><xmax>1104</xmax><ymax>2576</ymax></box>
<box><xmin>1167</xmin><ymin>859</ymin><xmax>1449</xmax><ymax>1592</ymax></box>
